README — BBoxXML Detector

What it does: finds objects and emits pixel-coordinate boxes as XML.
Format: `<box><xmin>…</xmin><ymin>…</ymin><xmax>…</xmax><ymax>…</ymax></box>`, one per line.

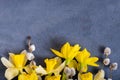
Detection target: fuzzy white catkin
<box><xmin>64</xmin><ymin>67</ymin><xmax>71</xmax><ymax>76</ymax></box>
<box><xmin>103</xmin><ymin>58</ymin><xmax>110</xmax><ymax>66</ymax></box>
<box><xmin>29</xmin><ymin>44</ymin><xmax>36</xmax><ymax>52</ymax></box>
<box><xmin>27</xmin><ymin>52</ymin><xmax>35</xmax><ymax>60</ymax></box>
<box><xmin>108</xmin><ymin>78</ymin><xmax>112</xmax><ymax>80</ymax></box>
<box><xmin>110</xmin><ymin>62</ymin><xmax>118</xmax><ymax>70</ymax></box>
<box><xmin>70</xmin><ymin>68</ymin><xmax>76</xmax><ymax>76</ymax></box>
<box><xmin>104</xmin><ymin>47</ymin><xmax>111</xmax><ymax>56</ymax></box>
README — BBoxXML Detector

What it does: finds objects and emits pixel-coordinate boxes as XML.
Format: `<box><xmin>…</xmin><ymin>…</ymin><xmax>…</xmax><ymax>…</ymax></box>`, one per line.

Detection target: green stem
<box><xmin>65</xmin><ymin>59</ymin><xmax>71</xmax><ymax>65</ymax></box>
<box><xmin>62</xmin><ymin>72</ymin><xmax>66</xmax><ymax>80</ymax></box>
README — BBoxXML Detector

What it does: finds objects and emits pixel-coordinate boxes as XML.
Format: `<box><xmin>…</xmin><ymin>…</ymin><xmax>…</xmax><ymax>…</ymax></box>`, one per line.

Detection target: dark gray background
<box><xmin>0</xmin><ymin>0</ymin><xmax>120</xmax><ymax>80</ymax></box>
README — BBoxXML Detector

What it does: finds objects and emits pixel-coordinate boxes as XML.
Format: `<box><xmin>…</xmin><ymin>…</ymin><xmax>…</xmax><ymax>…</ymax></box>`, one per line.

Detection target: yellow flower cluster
<box><xmin>1</xmin><ymin>42</ymin><xmax>99</xmax><ymax>80</ymax></box>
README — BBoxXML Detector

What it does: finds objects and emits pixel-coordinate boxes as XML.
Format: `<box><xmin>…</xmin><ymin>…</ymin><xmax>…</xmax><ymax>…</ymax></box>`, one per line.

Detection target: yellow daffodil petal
<box><xmin>86</xmin><ymin>57</ymin><xmax>99</xmax><ymax>67</ymax></box>
<box><xmin>5</xmin><ymin>68</ymin><xmax>19</xmax><ymax>80</ymax></box>
<box><xmin>68</xmin><ymin>44</ymin><xmax>81</xmax><ymax>60</ymax></box>
<box><xmin>89</xmin><ymin>63</ymin><xmax>99</xmax><ymax>67</ymax></box>
<box><xmin>51</xmin><ymin>42</ymin><xmax>81</xmax><ymax>61</ymax></box>
<box><xmin>53</xmin><ymin>61</ymin><xmax>66</xmax><ymax>75</ymax></box>
<box><xmin>45</xmin><ymin>75</ymin><xmax>61</xmax><ymax>80</ymax></box>
<box><xmin>76</xmin><ymin>48</ymin><xmax>90</xmax><ymax>63</ymax></box>
<box><xmin>69</xmin><ymin>51</ymin><xmax>79</xmax><ymax>61</ymax></box>
<box><xmin>51</xmin><ymin>49</ymin><xmax>63</xmax><ymax>58</ymax></box>
<box><xmin>78</xmin><ymin>72</ymin><xmax>93</xmax><ymax>80</ymax></box>
<box><xmin>44</xmin><ymin>58</ymin><xmax>57</xmax><ymax>72</ymax></box>
<box><xmin>1</xmin><ymin>57</ymin><xmax>14</xmax><ymax>68</ymax></box>
<box><xmin>54</xmin><ymin>57</ymin><xmax>62</xmax><ymax>69</ymax></box>
<box><xmin>61</xmin><ymin>42</ymin><xmax>70</xmax><ymax>58</ymax></box>
<box><xmin>9</xmin><ymin>53</ymin><xmax>26</xmax><ymax>68</ymax></box>
<box><xmin>68</xmin><ymin>60</ymin><xmax>77</xmax><ymax>69</ymax></box>
<box><xmin>18</xmin><ymin>71</ymin><xmax>38</xmax><ymax>80</ymax></box>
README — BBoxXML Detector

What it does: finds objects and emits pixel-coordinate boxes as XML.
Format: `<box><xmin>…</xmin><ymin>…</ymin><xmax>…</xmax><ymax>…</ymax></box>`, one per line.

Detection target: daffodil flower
<box><xmin>1</xmin><ymin>50</ymin><xmax>27</xmax><ymax>80</ymax></box>
<box><xmin>18</xmin><ymin>71</ymin><xmax>38</xmax><ymax>80</ymax></box>
<box><xmin>36</xmin><ymin>57</ymin><xmax>65</xmax><ymax>76</ymax></box>
<box><xmin>78</xmin><ymin>72</ymin><xmax>93</xmax><ymax>80</ymax></box>
<box><xmin>75</xmin><ymin>48</ymin><xmax>99</xmax><ymax>72</ymax></box>
<box><xmin>45</xmin><ymin>75</ymin><xmax>61</xmax><ymax>80</ymax></box>
<box><xmin>51</xmin><ymin>42</ymin><xmax>81</xmax><ymax>65</ymax></box>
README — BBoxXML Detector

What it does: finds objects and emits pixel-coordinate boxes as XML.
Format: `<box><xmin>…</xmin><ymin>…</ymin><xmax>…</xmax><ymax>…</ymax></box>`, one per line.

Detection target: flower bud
<box><xmin>104</xmin><ymin>47</ymin><xmax>111</xmax><ymax>56</ymax></box>
<box><xmin>109</xmin><ymin>62</ymin><xmax>118</xmax><ymax>70</ymax></box>
<box><xmin>29</xmin><ymin>44</ymin><xmax>36</xmax><ymax>52</ymax></box>
<box><xmin>26</xmin><ymin>52</ymin><xmax>35</xmax><ymax>60</ymax></box>
<box><xmin>64</xmin><ymin>67</ymin><xmax>71</xmax><ymax>76</ymax></box>
<box><xmin>103</xmin><ymin>58</ymin><xmax>110</xmax><ymax>65</ymax></box>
